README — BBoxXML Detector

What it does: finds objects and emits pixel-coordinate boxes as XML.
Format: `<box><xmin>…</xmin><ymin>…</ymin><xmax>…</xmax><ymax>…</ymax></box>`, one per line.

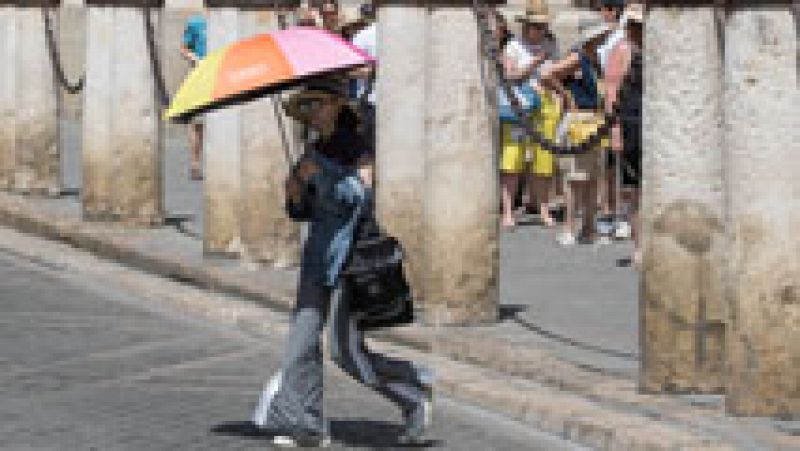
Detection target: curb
<box><xmin>0</xmin><ymin>194</ymin><xmax>776</xmax><ymax>450</ymax></box>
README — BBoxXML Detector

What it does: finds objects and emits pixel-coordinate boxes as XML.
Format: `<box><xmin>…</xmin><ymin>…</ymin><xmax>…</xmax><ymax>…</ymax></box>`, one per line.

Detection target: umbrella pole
<box><xmin>271</xmin><ymin>95</ymin><xmax>296</xmax><ymax>169</ymax></box>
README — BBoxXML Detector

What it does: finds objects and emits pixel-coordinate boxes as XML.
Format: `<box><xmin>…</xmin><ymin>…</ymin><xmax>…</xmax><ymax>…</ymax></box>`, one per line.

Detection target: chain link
<box><xmin>42</xmin><ymin>7</ymin><xmax>84</xmax><ymax>95</ymax></box>
<box><xmin>143</xmin><ymin>7</ymin><xmax>171</xmax><ymax>108</ymax></box>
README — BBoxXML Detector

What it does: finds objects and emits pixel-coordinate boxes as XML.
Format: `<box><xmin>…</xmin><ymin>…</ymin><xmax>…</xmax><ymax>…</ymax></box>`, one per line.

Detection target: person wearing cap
<box><xmin>252</xmin><ymin>80</ymin><xmax>434</xmax><ymax>447</ymax></box>
<box><xmin>540</xmin><ymin>19</ymin><xmax>610</xmax><ymax>245</ymax></box>
<box><xmin>500</xmin><ymin>6</ymin><xmax>559</xmax><ymax>229</ymax></box>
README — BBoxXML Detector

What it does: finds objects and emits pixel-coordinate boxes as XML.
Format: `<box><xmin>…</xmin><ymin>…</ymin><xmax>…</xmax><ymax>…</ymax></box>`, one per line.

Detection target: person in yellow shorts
<box><xmin>500</xmin><ymin>6</ymin><xmax>557</xmax><ymax>228</ymax></box>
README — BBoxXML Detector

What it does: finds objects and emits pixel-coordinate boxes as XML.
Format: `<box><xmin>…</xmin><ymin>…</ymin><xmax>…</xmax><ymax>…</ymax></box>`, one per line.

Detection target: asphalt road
<box><xmin>0</xmin><ymin>227</ymin><xmax>580</xmax><ymax>450</ymax></box>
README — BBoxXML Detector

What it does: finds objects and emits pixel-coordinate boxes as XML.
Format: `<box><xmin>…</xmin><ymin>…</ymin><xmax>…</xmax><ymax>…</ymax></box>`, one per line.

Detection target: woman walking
<box><xmin>252</xmin><ymin>80</ymin><xmax>434</xmax><ymax>447</ymax></box>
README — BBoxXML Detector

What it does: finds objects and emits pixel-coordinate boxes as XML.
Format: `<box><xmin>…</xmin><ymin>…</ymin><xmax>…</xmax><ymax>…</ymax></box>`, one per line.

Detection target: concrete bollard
<box><xmin>376</xmin><ymin>6</ymin><xmax>428</xmax><ymax>306</ymax></box>
<box><xmin>239</xmin><ymin>10</ymin><xmax>301</xmax><ymax>267</ymax></box>
<box><xmin>82</xmin><ymin>5</ymin><xmax>163</xmax><ymax>225</ymax></box>
<box><xmin>423</xmin><ymin>7</ymin><xmax>498</xmax><ymax>325</ymax></box>
<box><xmin>640</xmin><ymin>7</ymin><xmax>726</xmax><ymax>394</ymax></box>
<box><xmin>723</xmin><ymin>5</ymin><xmax>799</xmax><ymax>417</ymax></box>
<box><xmin>15</xmin><ymin>6</ymin><xmax>61</xmax><ymax>196</ymax></box>
<box><xmin>203</xmin><ymin>7</ymin><xmax>243</xmax><ymax>256</ymax></box>
<box><xmin>202</xmin><ymin>5</ymin><xmax>300</xmax><ymax>262</ymax></box>
<box><xmin>0</xmin><ymin>6</ymin><xmax>16</xmax><ymax>190</ymax></box>
<box><xmin>375</xmin><ymin>4</ymin><xmax>499</xmax><ymax>325</ymax></box>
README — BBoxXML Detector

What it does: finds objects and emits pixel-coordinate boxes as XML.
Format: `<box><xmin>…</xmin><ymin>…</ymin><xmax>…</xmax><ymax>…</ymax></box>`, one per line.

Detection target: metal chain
<box><xmin>143</xmin><ymin>7</ymin><xmax>171</xmax><ymax>108</ymax></box>
<box><xmin>472</xmin><ymin>2</ymin><xmax>620</xmax><ymax>156</ymax></box>
<box><xmin>42</xmin><ymin>7</ymin><xmax>84</xmax><ymax>95</ymax></box>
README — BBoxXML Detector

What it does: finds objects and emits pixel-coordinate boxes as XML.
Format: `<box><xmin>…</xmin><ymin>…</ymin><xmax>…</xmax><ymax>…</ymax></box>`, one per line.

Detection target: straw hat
<box><xmin>282</xmin><ymin>79</ymin><xmax>349</xmax><ymax>124</ymax></box>
<box><xmin>515</xmin><ymin>0</ymin><xmax>551</xmax><ymax>25</ymax></box>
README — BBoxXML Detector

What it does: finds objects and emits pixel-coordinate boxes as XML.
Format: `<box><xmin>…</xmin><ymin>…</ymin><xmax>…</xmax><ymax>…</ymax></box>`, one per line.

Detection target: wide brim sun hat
<box><xmin>282</xmin><ymin>79</ymin><xmax>349</xmax><ymax>124</ymax></box>
<box><xmin>515</xmin><ymin>12</ymin><xmax>551</xmax><ymax>25</ymax></box>
<box><xmin>515</xmin><ymin>0</ymin><xmax>551</xmax><ymax>25</ymax></box>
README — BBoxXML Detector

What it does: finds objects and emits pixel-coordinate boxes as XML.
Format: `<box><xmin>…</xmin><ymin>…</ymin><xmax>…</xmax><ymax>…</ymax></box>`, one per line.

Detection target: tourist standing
<box><xmin>180</xmin><ymin>7</ymin><xmax>208</xmax><ymax>181</ymax></box>
<box><xmin>500</xmin><ymin>5</ymin><xmax>557</xmax><ymax>229</ymax></box>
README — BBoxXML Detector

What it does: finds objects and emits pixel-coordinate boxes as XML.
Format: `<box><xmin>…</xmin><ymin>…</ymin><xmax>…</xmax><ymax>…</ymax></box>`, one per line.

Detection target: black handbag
<box><xmin>342</xmin><ymin>207</ymin><xmax>414</xmax><ymax>330</ymax></box>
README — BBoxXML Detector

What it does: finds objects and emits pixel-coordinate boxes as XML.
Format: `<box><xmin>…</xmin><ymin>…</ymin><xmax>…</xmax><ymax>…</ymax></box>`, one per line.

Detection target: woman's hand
<box><xmin>358</xmin><ymin>164</ymin><xmax>374</xmax><ymax>188</ymax></box>
<box><xmin>356</xmin><ymin>156</ymin><xmax>374</xmax><ymax>188</ymax></box>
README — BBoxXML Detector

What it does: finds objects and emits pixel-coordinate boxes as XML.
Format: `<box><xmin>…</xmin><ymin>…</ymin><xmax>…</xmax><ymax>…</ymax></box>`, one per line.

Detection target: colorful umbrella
<box><xmin>164</xmin><ymin>27</ymin><xmax>373</xmax><ymax>122</ymax></box>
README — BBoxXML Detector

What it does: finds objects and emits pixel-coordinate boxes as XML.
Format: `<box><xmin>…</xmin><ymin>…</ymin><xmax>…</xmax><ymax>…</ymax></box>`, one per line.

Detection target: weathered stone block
<box><xmin>203</xmin><ymin>7</ymin><xmax>243</xmax><ymax>256</ymax></box>
<box><xmin>238</xmin><ymin>10</ymin><xmax>300</xmax><ymax>266</ymax></box>
<box><xmin>723</xmin><ymin>5</ymin><xmax>799</xmax><ymax>417</ymax></box>
<box><xmin>640</xmin><ymin>6</ymin><xmax>726</xmax><ymax>393</ymax></box>
<box><xmin>0</xmin><ymin>6</ymin><xmax>16</xmax><ymax>190</ymax></box>
<box><xmin>376</xmin><ymin>6</ymin><xmax>428</xmax><ymax>303</ymax></box>
<box><xmin>423</xmin><ymin>7</ymin><xmax>498</xmax><ymax>325</ymax></box>
<box><xmin>15</xmin><ymin>6</ymin><xmax>60</xmax><ymax>196</ymax></box>
<box><xmin>82</xmin><ymin>7</ymin><xmax>163</xmax><ymax>225</ymax></box>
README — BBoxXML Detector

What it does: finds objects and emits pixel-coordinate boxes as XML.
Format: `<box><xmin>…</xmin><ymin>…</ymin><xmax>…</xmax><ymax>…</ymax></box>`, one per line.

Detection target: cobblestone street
<box><xmin>0</xmin><ymin>226</ymin><xmax>578</xmax><ymax>450</ymax></box>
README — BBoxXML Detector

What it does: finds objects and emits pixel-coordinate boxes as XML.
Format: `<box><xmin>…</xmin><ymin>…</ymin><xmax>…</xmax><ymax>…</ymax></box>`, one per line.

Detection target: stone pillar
<box><xmin>423</xmin><ymin>8</ymin><xmax>498</xmax><ymax>325</ymax></box>
<box><xmin>0</xmin><ymin>6</ymin><xmax>16</xmax><ymax>190</ymax></box>
<box><xmin>239</xmin><ymin>11</ymin><xmax>300</xmax><ymax>267</ymax></box>
<box><xmin>15</xmin><ymin>6</ymin><xmax>60</xmax><ymax>195</ymax></box>
<box><xmin>723</xmin><ymin>5</ymin><xmax>799</xmax><ymax>417</ymax></box>
<box><xmin>203</xmin><ymin>7</ymin><xmax>243</xmax><ymax>255</ymax></box>
<box><xmin>640</xmin><ymin>6</ymin><xmax>726</xmax><ymax>394</ymax></box>
<box><xmin>376</xmin><ymin>6</ymin><xmax>428</xmax><ymax>303</ymax></box>
<box><xmin>82</xmin><ymin>5</ymin><xmax>163</xmax><ymax>225</ymax></box>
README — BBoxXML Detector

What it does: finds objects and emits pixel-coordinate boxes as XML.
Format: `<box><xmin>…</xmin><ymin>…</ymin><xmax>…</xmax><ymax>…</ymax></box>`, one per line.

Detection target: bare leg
<box><xmin>500</xmin><ymin>173</ymin><xmax>520</xmax><ymax>228</ymax></box>
<box><xmin>581</xmin><ymin>178</ymin><xmax>598</xmax><ymax>241</ymax></box>
<box><xmin>188</xmin><ymin>123</ymin><xmax>203</xmax><ymax>179</ymax></box>
<box><xmin>630</xmin><ymin>186</ymin><xmax>641</xmax><ymax>266</ymax></box>
<box><xmin>561</xmin><ymin>180</ymin><xmax>575</xmax><ymax>237</ymax></box>
<box><xmin>528</xmin><ymin>175</ymin><xmax>554</xmax><ymax>226</ymax></box>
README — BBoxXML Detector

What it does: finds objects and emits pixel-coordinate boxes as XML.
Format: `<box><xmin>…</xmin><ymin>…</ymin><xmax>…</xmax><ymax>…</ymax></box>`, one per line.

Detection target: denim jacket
<box><xmin>287</xmin><ymin>151</ymin><xmax>368</xmax><ymax>287</ymax></box>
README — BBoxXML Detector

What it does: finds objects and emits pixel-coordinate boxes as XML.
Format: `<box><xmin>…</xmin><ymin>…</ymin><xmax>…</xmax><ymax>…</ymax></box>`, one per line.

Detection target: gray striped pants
<box><xmin>253</xmin><ymin>276</ymin><xmax>429</xmax><ymax>434</ymax></box>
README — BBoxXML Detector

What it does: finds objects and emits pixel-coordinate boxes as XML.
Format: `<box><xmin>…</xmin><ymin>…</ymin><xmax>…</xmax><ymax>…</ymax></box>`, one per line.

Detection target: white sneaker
<box><xmin>271</xmin><ymin>429</ymin><xmax>331</xmax><ymax>448</ymax></box>
<box><xmin>596</xmin><ymin>235</ymin><xmax>612</xmax><ymax>246</ymax></box>
<box><xmin>556</xmin><ymin>232</ymin><xmax>576</xmax><ymax>247</ymax></box>
<box><xmin>615</xmin><ymin>221</ymin><xmax>632</xmax><ymax>240</ymax></box>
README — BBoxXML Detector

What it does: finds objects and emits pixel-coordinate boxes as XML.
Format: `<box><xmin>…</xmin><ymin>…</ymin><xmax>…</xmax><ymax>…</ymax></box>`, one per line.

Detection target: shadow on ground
<box><xmin>211</xmin><ymin>420</ymin><xmax>442</xmax><ymax>448</ymax></box>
